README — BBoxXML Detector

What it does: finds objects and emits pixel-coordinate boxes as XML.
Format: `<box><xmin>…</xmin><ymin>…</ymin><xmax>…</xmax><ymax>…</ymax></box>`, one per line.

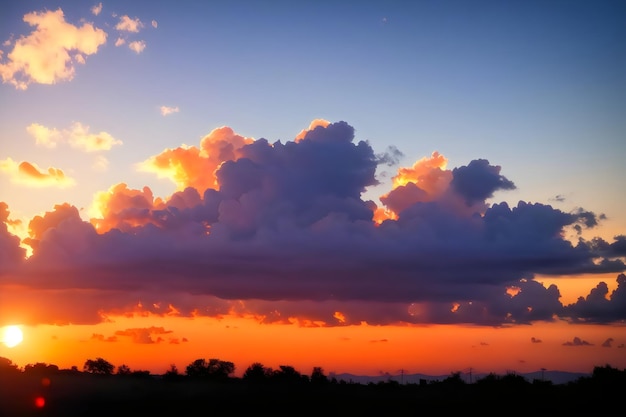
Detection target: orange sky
<box><xmin>3</xmin><ymin>287</ymin><xmax>625</xmax><ymax>378</ymax></box>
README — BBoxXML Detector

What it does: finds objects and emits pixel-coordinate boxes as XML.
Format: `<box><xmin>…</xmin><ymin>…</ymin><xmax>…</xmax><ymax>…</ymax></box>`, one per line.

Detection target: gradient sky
<box><xmin>0</xmin><ymin>0</ymin><xmax>625</xmax><ymax>378</ymax></box>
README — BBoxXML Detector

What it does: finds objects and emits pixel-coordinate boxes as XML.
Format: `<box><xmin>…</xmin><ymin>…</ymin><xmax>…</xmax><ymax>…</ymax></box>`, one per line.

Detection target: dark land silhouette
<box><xmin>1</xmin><ymin>356</ymin><xmax>624</xmax><ymax>416</ymax></box>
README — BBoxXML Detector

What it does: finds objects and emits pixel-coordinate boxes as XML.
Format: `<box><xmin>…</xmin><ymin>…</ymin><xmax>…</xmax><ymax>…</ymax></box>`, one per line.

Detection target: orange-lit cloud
<box><xmin>138</xmin><ymin>126</ymin><xmax>253</xmax><ymax>192</ymax></box>
<box><xmin>0</xmin><ymin>9</ymin><xmax>106</xmax><ymax>89</ymax></box>
<box><xmin>115</xmin><ymin>37</ymin><xmax>125</xmax><ymax>47</ymax></box>
<box><xmin>0</xmin><ymin>158</ymin><xmax>75</xmax><ymax>188</ymax></box>
<box><xmin>26</xmin><ymin>122</ymin><xmax>122</xmax><ymax>152</ymax></box>
<box><xmin>295</xmin><ymin>118</ymin><xmax>330</xmax><ymax>141</ymax></box>
<box><xmin>379</xmin><ymin>151</ymin><xmax>452</xmax><ymax>218</ymax></box>
<box><xmin>90</xmin><ymin>183</ymin><xmax>162</xmax><ymax>232</ymax></box>
<box><xmin>160</xmin><ymin>105</ymin><xmax>180</xmax><ymax>116</ymax></box>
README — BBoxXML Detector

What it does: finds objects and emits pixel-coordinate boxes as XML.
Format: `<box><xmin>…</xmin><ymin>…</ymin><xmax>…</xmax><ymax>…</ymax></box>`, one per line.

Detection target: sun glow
<box><xmin>2</xmin><ymin>325</ymin><xmax>24</xmax><ymax>348</ymax></box>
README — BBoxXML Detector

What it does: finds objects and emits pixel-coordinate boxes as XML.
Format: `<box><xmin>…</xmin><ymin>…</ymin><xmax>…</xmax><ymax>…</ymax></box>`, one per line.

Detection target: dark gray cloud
<box><xmin>450</xmin><ymin>159</ymin><xmax>516</xmax><ymax>205</ymax></box>
<box><xmin>562</xmin><ymin>337</ymin><xmax>593</xmax><ymax>346</ymax></box>
<box><xmin>0</xmin><ymin>121</ymin><xmax>624</xmax><ymax>327</ymax></box>
<box><xmin>563</xmin><ymin>274</ymin><xmax>626</xmax><ymax>323</ymax></box>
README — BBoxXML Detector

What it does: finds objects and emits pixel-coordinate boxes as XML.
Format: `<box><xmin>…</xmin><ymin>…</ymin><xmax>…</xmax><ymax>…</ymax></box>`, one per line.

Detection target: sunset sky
<box><xmin>0</xmin><ymin>0</ymin><xmax>625</xmax><ymax>379</ymax></box>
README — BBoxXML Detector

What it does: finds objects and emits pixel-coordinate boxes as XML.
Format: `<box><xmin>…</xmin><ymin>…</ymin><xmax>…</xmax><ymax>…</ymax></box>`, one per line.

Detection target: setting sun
<box><xmin>2</xmin><ymin>325</ymin><xmax>23</xmax><ymax>348</ymax></box>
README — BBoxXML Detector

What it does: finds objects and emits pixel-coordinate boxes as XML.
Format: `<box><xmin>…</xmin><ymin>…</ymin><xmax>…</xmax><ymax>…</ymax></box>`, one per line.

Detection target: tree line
<box><xmin>1</xmin><ymin>355</ymin><xmax>625</xmax><ymax>388</ymax></box>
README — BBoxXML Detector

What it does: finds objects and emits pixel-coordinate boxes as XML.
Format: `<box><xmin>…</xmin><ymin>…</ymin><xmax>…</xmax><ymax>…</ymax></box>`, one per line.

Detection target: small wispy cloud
<box><xmin>91</xmin><ymin>3</ymin><xmax>102</xmax><ymax>16</ymax></box>
<box><xmin>160</xmin><ymin>105</ymin><xmax>180</xmax><ymax>116</ymax></box>
<box><xmin>128</xmin><ymin>40</ymin><xmax>146</xmax><ymax>54</ymax></box>
<box><xmin>116</xmin><ymin>15</ymin><xmax>143</xmax><ymax>33</ymax></box>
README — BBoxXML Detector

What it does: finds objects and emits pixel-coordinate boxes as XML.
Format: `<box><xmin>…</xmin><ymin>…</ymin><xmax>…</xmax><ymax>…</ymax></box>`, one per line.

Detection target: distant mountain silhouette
<box><xmin>330</xmin><ymin>369</ymin><xmax>590</xmax><ymax>385</ymax></box>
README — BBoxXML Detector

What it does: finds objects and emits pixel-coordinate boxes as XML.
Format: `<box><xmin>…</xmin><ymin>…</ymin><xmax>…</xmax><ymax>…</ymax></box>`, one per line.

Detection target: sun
<box><xmin>2</xmin><ymin>325</ymin><xmax>23</xmax><ymax>348</ymax></box>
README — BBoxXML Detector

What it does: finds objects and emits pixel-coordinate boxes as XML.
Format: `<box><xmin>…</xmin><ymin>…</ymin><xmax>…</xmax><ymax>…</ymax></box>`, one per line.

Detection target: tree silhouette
<box><xmin>185</xmin><ymin>358</ymin><xmax>235</xmax><ymax>380</ymax></box>
<box><xmin>24</xmin><ymin>362</ymin><xmax>59</xmax><ymax>375</ymax></box>
<box><xmin>310</xmin><ymin>366</ymin><xmax>329</xmax><ymax>385</ymax></box>
<box><xmin>0</xmin><ymin>357</ymin><xmax>20</xmax><ymax>374</ymax></box>
<box><xmin>163</xmin><ymin>364</ymin><xmax>181</xmax><ymax>381</ymax></box>
<box><xmin>243</xmin><ymin>362</ymin><xmax>273</xmax><ymax>383</ymax></box>
<box><xmin>83</xmin><ymin>357</ymin><xmax>114</xmax><ymax>375</ymax></box>
<box><xmin>117</xmin><ymin>364</ymin><xmax>132</xmax><ymax>375</ymax></box>
<box><xmin>272</xmin><ymin>365</ymin><xmax>308</xmax><ymax>384</ymax></box>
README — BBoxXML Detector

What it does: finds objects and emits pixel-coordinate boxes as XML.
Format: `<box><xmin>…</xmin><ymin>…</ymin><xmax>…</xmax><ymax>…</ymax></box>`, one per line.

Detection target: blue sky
<box><xmin>1</xmin><ymin>0</ymin><xmax>624</xmax><ymax>236</ymax></box>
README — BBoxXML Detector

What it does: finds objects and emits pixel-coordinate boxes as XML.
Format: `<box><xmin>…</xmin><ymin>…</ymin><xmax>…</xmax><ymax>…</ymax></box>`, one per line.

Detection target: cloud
<box><xmin>114</xmin><ymin>327</ymin><xmax>173</xmax><ymax>344</ymax></box>
<box><xmin>0</xmin><ymin>203</ymin><xmax>26</xmax><ymax>268</ymax></box>
<box><xmin>152</xmin><ymin>20</ymin><xmax>158</xmax><ymax>29</ymax></box>
<box><xmin>68</xmin><ymin>122</ymin><xmax>123</xmax><ymax>151</ymax></box>
<box><xmin>137</xmin><ymin>125</ymin><xmax>254</xmax><ymax>192</ymax></box>
<box><xmin>160</xmin><ymin>106</ymin><xmax>180</xmax><ymax>116</ymax></box>
<box><xmin>91</xmin><ymin>3</ymin><xmax>103</xmax><ymax>16</ymax></box>
<box><xmin>601</xmin><ymin>338</ymin><xmax>614</xmax><ymax>347</ymax></box>
<box><xmin>115</xmin><ymin>16</ymin><xmax>143</xmax><ymax>33</ymax></box>
<box><xmin>91</xmin><ymin>333</ymin><xmax>116</xmax><ymax>342</ymax></box>
<box><xmin>563</xmin><ymin>274</ymin><xmax>626</xmax><ymax>323</ymax></box>
<box><xmin>0</xmin><ymin>9</ymin><xmax>107</xmax><ymax>89</ymax></box>
<box><xmin>1</xmin><ymin>121</ymin><xmax>625</xmax><ymax>328</ymax></box>
<box><xmin>93</xmin><ymin>155</ymin><xmax>109</xmax><ymax>172</ymax></box>
<box><xmin>562</xmin><ymin>337</ymin><xmax>593</xmax><ymax>346</ymax></box>
<box><xmin>26</xmin><ymin>122</ymin><xmax>122</xmax><ymax>152</ymax></box>
<box><xmin>26</xmin><ymin>123</ymin><xmax>63</xmax><ymax>148</ymax></box>
<box><xmin>295</xmin><ymin>119</ymin><xmax>330</xmax><ymax>141</ymax></box>
<box><xmin>115</xmin><ymin>37</ymin><xmax>125</xmax><ymax>47</ymax></box>
<box><xmin>0</xmin><ymin>158</ymin><xmax>75</xmax><ymax>188</ymax></box>
<box><xmin>128</xmin><ymin>40</ymin><xmax>146</xmax><ymax>54</ymax></box>
<box><xmin>450</xmin><ymin>159</ymin><xmax>516</xmax><ymax>205</ymax></box>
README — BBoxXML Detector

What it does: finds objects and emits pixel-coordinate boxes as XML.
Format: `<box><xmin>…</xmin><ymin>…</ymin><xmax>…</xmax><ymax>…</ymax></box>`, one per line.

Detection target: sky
<box><xmin>0</xmin><ymin>0</ymin><xmax>625</xmax><ymax>378</ymax></box>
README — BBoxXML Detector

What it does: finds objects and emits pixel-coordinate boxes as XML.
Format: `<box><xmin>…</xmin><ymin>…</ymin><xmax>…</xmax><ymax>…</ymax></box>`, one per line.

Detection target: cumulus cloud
<box><xmin>137</xmin><ymin>125</ymin><xmax>254</xmax><ymax>192</ymax></box>
<box><xmin>115</xmin><ymin>37</ymin><xmax>125</xmax><ymax>47</ymax></box>
<box><xmin>26</xmin><ymin>121</ymin><xmax>122</xmax><ymax>152</ymax></box>
<box><xmin>0</xmin><ymin>9</ymin><xmax>107</xmax><ymax>89</ymax></box>
<box><xmin>0</xmin><ymin>120</ymin><xmax>625</xmax><ymax>328</ymax></box>
<box><xmin>160</xmin><ymin>105</ymin><xmax>180</xmax><ymax>116</ymax></box>
<box><xmin>152</xmin><ymin>20</ymin><xmax>158</xmax><ymax>29</ymax></box>
<box><xmin>116</xmin><ymin>15</ymin><xmax>143</xmax><ymax>33</ymax></box>
<box><xmin>128</xmin><ymin>40</ymin><xmax>146</xmax><ymax>54</ymax></box>
<box><xmin>0</xmin><ymin>158</ymin><xmax>75</xmax><ymax>188</ymax></box>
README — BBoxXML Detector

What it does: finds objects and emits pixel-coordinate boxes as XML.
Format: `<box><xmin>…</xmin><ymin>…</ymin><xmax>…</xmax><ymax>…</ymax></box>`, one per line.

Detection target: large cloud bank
<box><xmin>1</xmin><ymin>121</ymin><xmax>624</xmax><ymax>327</ymax></box>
